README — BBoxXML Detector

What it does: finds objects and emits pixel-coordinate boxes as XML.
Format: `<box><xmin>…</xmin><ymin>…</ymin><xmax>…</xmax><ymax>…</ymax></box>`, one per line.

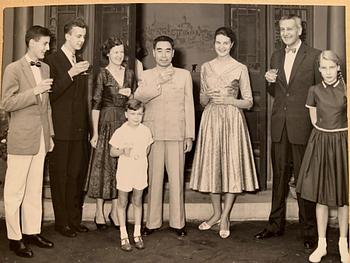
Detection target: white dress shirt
<box><xmin>25</xmin><ymin>54</ymin><xmax>42</xmax><ymax>99</ymax></box>
<box><xmin>284</xmin><ymin>40</ymin><xmax>302</xmax><ymax>84</ymax></box>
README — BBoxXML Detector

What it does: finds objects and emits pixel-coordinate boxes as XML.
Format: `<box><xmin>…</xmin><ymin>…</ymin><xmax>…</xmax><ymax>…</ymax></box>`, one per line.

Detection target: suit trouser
<box><xmin>267</xmin><ymin>126</ymin><xmax>316</xmax><ymax>239</ymax></box>
<box><xmin>49</xmin><ymin>139</ymin><xmax>88</xmax><ymax>228</ymax></box>
<box><xmin>146</xmin><ymin>140</ymin><xmax>185</xmax><ymax>229</ymax></box>
<box><xmin>4</xmin><ymin>130</ymin><xmax>46</xmax><ymax>240</ymax></box>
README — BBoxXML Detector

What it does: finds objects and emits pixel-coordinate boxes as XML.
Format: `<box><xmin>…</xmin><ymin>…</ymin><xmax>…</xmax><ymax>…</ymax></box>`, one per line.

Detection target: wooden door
<box><xmin>225</xmin><ymin>5</ymin><xmax>268</xmax><ymax>189</ymax></box>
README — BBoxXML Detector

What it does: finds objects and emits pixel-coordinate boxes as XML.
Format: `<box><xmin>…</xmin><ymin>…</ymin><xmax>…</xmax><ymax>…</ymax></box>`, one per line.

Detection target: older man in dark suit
<box><xmin>254</xmin><ymin>14</ymin><xmax>321</xmax><ymax>249</ymax></box>
<box><xmin>45</xmin><ymin>18</ymin><xmax>90</xmax><ymax>237</ymax></box>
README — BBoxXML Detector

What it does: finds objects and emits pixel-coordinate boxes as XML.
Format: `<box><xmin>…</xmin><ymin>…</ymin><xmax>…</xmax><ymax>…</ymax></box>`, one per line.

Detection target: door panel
<box><xmin>226</xmin><ymin>5</ymin><xmax>268</xmax><ymax>189</ymax></box>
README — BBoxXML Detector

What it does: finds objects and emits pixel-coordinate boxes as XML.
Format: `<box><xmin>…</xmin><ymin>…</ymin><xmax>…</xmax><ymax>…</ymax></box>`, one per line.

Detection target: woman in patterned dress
<box><xmin>85</xmin><ymin>37</ymin><xmax>136</xmax><ymax>229</ymax></box>
<box><xmin>190</xmin><ymin>27</ymin><xmax>259</xmax><ymax>238</ymax></box>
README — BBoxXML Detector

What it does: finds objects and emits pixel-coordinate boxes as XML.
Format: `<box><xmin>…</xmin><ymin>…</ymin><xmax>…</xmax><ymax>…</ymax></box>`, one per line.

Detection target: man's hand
<box><xmin>265</xmin><ymin>69</ymin><xmax>278</xmax><ymax>83</ymax></box>
<box><xmin>157</xmin><ymin>68</ymin><xmax>175</xmax><ymax>85</ymax></box>
<box><xmin>184</xmin><ymin>138</ymin><xmax>193</xmax><ymax>153</ymax></box>
<box><xmin>68</xmin><ymin>61</ymin><xmax>90</xmax><ymax>78</ymax></box>
<box><xmin>33</xmin><ymin>78</ymin><xmax>53</xmax><ymax>95</ymax></box>
<box><xmin>49</xmin><ymin>137</ymin><xmax>55</xmax><ymax>152</ymax></box>
<box><xmin>118</xmin><ymin>88</ymin><xmax>132</xmax><ymax>97</ymax></box>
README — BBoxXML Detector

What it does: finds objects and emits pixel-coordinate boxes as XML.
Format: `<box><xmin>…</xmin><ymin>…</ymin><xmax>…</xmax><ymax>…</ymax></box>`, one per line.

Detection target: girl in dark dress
<box><xmin>296</xmin><ymin>50</ymin><xmax>348</xmax><ymax>263</ymax></box>
<box><xmin>85</xmin><ymin>37</ymin><xmax>136</xmax><ymax>229</ymax></box>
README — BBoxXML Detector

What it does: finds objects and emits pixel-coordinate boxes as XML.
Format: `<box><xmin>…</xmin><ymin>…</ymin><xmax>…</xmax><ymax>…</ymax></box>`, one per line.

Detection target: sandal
<box><xmin>198</xmin><ymin>220</ymin><xmax>220</xmax><ymax>231</ymax></box>
<box><xmin>120</xmin><ymin>238</ymin><xmax>132</xmax><ymax>252</ymax></box>
<box><xmin>134</xmin><ymin>236</ymin><xmax>145</xmax><ymax>249</ymax></box>
<box><xmin>219</xmin><ymin>217</ymin><xmax>230</xmax><ymax>239</ymax></box>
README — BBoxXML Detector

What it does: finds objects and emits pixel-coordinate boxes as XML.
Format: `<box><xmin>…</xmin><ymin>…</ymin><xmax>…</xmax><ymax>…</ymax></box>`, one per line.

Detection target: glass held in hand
<box><xmin>43</xmin><ymin>78</ymin><xmax>53</xmax><ymax>93</ymax></box>
<box><xmin>82</xmin><ymin>64</ymin><xmax>93</xmax><ymax>75</ymax></box>
<box><xmin>265</xmin><ymin>68</ymin><xmax>279</xmax><ymax>83</ymax></box>
<box><xmin>269</xmin><ymin>68</ymin><xmax>279</xmax><ymax>75</ymax></box>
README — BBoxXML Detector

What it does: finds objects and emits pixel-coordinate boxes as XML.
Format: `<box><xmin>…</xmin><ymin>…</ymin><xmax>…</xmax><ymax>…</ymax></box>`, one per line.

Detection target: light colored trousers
<box><xmin>4</xmin><ymin>131</ymin><xmax>46</xmax><ymax>240</ymax></box>
<box><xmin>146</xmin><ymin>140</ymin><xmax>185</xmax><ymax>229</ymax></box>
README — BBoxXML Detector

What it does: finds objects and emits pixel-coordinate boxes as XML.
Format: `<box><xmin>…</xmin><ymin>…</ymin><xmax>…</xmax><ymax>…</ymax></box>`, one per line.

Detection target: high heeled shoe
<box><xmin>219</xmin><ymin>218</ymin><xmax>230</xmax><ymax>239</ymax></box>
<box><xmin>108</xmin><ymin>213</ymin><xmax>120</xmax><ymax>229</ymax></box>
<box><xmin>94</xmin><ymin>217</ymin><xmax>108</xmax><ymax>230</ymax></box>
<box><xmin>198</xmin><ymin>220</ymin><xmax>221</xmax><ymax>231</ymax></box>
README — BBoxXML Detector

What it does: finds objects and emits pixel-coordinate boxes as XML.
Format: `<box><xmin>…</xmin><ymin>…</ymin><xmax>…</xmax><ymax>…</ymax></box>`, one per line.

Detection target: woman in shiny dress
<box><xmin>85</xmin><ymin>37</ymin><xmax>136</xmax><ymax>229</ymax></box>
<box><xmin>190</xmin><ymin>27</ymin><xmax>259</xmax><ymax>238</ymax></box>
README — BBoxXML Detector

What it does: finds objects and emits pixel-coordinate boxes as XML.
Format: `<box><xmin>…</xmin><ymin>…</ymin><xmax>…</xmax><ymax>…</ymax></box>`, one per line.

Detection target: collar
<box><xmin>155</xmin><ymin>64</ymin><xmax>174</xmax><ymax>72</ymax></box>
<box><xmin>61</xmin><ymin>44</ymin><xmax>75</xmax><ymax>60</ymax></box>
<box><xmin>322</xmin><ymin>80</ymin><xmax>339</xmax><ymax>88</ymax></box>
<box><xmin>285</xmin><ymin>39</ymin><xmax>302</xmax><ymax>54</ymax></box>
<box><xmin>24</xmin><ymin>54</ymin><xmax>39</xmax><ymax>64</ymax></box>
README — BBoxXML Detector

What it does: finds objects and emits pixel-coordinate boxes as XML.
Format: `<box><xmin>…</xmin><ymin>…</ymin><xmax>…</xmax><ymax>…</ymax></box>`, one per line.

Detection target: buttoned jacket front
<box><xmin>134</xmin><ymin>66</ymin><xmax>195</xmax><ymax>141</ymax></box>
<box><xmin>267</xmin><ymin>43</ymin><xmax>321</xmax><ymax>145</ymax></box>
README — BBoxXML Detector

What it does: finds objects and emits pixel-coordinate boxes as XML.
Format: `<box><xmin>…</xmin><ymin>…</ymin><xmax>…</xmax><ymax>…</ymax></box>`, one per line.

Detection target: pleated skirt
<box><xmin>190</xmin><ymin>103</ymin><xmax>259</xmax><ymax>193</ymax></box>
<box><xmin>296</xmin><ymin>128</ymin><xmax>348</xmax><ymax>206</ymax></box>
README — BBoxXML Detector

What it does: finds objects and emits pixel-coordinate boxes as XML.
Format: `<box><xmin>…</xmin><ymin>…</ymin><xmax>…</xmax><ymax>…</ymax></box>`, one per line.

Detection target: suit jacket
<box><xmin>1</xmin><ymin>56</ymin><xmax>54</xmax><ymax>155</ymax></box>
<box><xmin>45</xmin><ymin>49</ymin><xmax>89</xmax><ymax>141</ymax></box>
<box><xmin>134</xmin><ymin>66</ymin><xmax>195</xmax><ymax>141</ymax></box>
<box><xmin>267</xmin><ymin>43</ymin><xmax>321</xmax><ymax>145</ymax></box>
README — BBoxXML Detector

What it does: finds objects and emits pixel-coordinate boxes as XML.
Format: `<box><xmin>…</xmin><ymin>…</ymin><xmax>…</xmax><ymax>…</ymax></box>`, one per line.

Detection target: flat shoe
<box><xmin>23</xmin><ymin>234</ymin><xmax>54</xmax><ymax>248</ymax></box>
<box><xmin>9</xmin><ymin>239</ymin><xmax>34</xmax><ymax>258</ymax></box>
<box><xmin>198</xmin><ymin>220</ymin><xmax>220</xmax><ymax>231</ymax></box>
<box><xmin>134</xmin><ymin>236</ymin><xmax>145</xmax><ymax>249</ymax></box>
<box><xmin>120</xmin><ymin>238</ymin><xmax>132</xmax><ymax>252</ymax></box>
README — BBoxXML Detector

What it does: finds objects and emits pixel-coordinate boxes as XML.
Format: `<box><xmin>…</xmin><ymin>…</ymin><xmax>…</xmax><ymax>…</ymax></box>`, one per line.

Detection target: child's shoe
<box><xmin>339</xmin><ymin>237</ymin><xmax>349</xmax><ymax>263</ymax></box>
<box><xmin>134</xmin><ymin>236</ymin><xmax>145</xmax><ymax>249</ymax></box>
<box><xmin>309</xmin><ymin>238</ymin><xmax>327</xmax><ymax>263</ymax></box>
<box><xmin>120</xmin><ymin>238</ymin><xmax>132</xmax><ymax>252</ymax></box>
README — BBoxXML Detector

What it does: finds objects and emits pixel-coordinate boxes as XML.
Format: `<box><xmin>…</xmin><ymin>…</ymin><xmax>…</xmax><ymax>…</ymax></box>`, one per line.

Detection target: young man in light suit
<box><xmin>254</xmin><ymin>15</ymin><xmax>321</xmax><ymax>249</ymax></box>
<box><xmin>2</xmin><ymin>25</ymin><xmax>55</xmax><ymax>258</ymax></box>
<box><xmin>134</xmin><ymin>35</ymin><xmax>195</xmax><ymax>237</ymax></box>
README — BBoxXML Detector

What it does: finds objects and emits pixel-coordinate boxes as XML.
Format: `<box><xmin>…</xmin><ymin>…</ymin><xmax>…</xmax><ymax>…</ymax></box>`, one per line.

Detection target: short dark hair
<box><xmin>125</xmin><ymin>99</ymin><xmax>144</xmax><ymax>112</ymax></box>
<box><xmin>214</xmin><ymin>27</ymin><xmax>236</xmax><ymax>44</ymax></box>
<box><xmin>153</xmin><ymin>35</ymin><xmax>174</xmax><ymax>49</ymax></box>
<box><xmin>64</xmin><ymin>17</ymin><xmax>87</xmax><ymax>34</ymax></box>
<box><xmin>101</xmin><ymin>37</ymin><xmax>127</xmax><ymax>59</ymax></box>
<box><xmin>25</xmin><ymin>25</ymin><xmax>52</xmax><ymax>47</ymax></box>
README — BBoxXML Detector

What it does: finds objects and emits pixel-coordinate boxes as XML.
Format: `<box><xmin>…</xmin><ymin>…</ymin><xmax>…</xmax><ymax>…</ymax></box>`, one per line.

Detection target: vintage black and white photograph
<box><xmin>0</xmin><ymin>1</ymin><xmax>348</xmax><ymax>262</ymax></box>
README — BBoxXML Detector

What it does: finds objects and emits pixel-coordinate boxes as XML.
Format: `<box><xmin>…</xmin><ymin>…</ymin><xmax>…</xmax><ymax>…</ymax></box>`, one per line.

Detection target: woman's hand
<box><xmin>90</xmin><ymin>134</ymin><xmax>98</xmax><ymax>148</ymax></box>
<box><xmin>206</xmin><ymin>87</ymin><xmax>235</xmax><ymax>105</ymax></box>
<box><xmin>211</xmin><ymin>96</ymin><xmax>235</xmax><ymax>105</ymax></box>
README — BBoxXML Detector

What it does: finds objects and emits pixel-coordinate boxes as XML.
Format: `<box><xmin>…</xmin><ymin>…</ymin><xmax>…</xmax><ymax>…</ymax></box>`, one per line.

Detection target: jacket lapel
<box><xmin>288</xmin><ymin>43</ymin><xmax>307</xmax><ymax>86</ymax></box>
<box><xmin>40</xmin><ymin>63</ymin><xmax>50</xmax><ymax>109</ymax></box>
<box><xmin>20</xmin><ymin>57</ymin><xmax>42</xmax><ymax>105</ymax></box>
<box><xmin>276</xmin><ymin>50</ymin><xmax>287</xmax><ymax>91</ymax></box>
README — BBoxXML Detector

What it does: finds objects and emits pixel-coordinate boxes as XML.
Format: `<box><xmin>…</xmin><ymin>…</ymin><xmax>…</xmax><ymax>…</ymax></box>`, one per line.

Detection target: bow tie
<box><xmin>285</xmin><ymin>47</ymin><xmax>297</xmax><ymax>54</ymax></box>
<box><xmin>30</xmin><ymin>61</ymin><xmax>41</xmax><ymax>67</ymax></box>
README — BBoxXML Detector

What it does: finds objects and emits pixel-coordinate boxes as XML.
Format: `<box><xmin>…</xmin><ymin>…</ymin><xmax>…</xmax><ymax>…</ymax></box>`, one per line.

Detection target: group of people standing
<box><xmin>1</xmin><ymin>13</ymin><xmax>348</xmax><ymax>263</ymax></box>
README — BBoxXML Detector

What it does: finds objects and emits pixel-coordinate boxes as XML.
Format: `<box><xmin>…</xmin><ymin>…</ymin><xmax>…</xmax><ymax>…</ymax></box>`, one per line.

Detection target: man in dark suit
<box><xmin>46</xmin><ymin>18</ymin><xmax>90</xmax><ymax>237</ymax></box>
<box><xmin>254</xmin><ymin>15</ymin><xmax>321</xmax><ymax>249</ymax></box>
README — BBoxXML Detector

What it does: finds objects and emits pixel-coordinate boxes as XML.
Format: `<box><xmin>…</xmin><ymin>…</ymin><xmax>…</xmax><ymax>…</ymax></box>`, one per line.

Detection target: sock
<box><xmin>339</xmin><ymin>237</ymin><xmax>349</xmax><ymax>263</ymax></box>
<box><xmin>134</xmin><ymin>225</ymin><xmax>141</xmax><ymax>237</ymax></box>
<box><xmin>120</xmin><ymin>226</ymin><xmax>128</xmax><ymax>240</ymax></box>
<box><xmin>309</xmin><ymin>238</ymin><xmax>327</xmax><ymax>263</ymax></box>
